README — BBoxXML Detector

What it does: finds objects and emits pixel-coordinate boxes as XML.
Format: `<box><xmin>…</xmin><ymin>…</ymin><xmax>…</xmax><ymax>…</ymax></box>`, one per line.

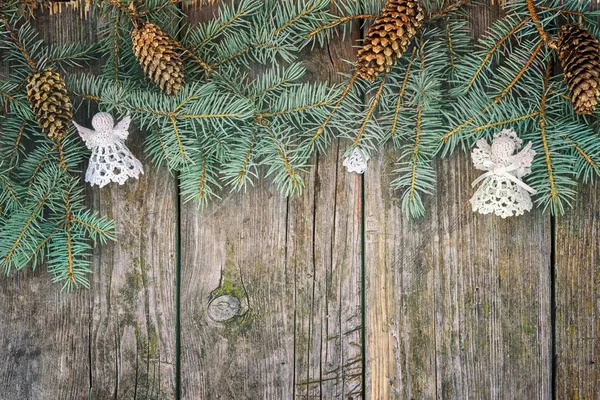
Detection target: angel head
<box><xmin>491</xmin><ymin>129</ymin><xmax>523</xmax><ymax>161</ymax></box>
<box><xmin>91</xmin><ymin>112</ymin><xmax>118</xmax><ymax>133</ymax></box>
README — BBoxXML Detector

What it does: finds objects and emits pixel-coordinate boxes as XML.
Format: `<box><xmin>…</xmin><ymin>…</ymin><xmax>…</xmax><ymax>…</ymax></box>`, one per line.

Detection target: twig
<box><xmin>429</xmin><ymin>0</ymin><xmax>473</xmax><ymax>20</ymax></box>
<box><xmin>526</xmin><ymin>0</ymin><xmax>557</xmax><ymax>49</ymax></box>
<box><xmin>539</xmin><ymin>60</ymin><xmax>558</xmax><ymax>204</ymax></box>
<box><xmin>307</xmin><ymin>14</ymin><xmax>378</xmax><ymax>39</ymax></box>
<box><xmin>1</xmin><ymin>17</ymin><xmax>37</xmax><ymax>71</ymax></box>
<box><xmin>138</xmin><ymin>0</ymin><xmax>181</xmax><ymax>17</ymax></box>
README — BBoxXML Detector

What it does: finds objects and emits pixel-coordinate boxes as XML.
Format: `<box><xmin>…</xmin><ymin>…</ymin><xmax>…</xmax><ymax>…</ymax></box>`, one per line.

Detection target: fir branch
<box><xmin>391</xmin><ymin>49</ymin><xmax>417</xmax><ymax>138</ymax></box>
<box><xmin>70</xmin><ymin>211</ymin><xmax>116</xmax><ymax>244</ymax></box>
<box><xmin>26</xmin><ymin>146</ymin><xmax>56</xmax><ymax>186</ymax></box>
<box><xmin>428</xmin><ymin>0</ymin><xmax>473</xmax><ymax>20</ymax></box>
<box><xmin>0</xmin><ymin>170</ymin><xmax>22</xmax><ymax>210</ymax></box>
<box><xmin>494</xmin><ymin>40</ymin><xmax>544</xmax><ymax>101</ymax></box>
<box><xmin>7</xmin><ymin>120</ymin><xmax>27</xmax><ymax>163</ymax></box>
<box><xmin>1</xmin><ymin>16</ymin><xmax>37</xmax><ymax>70</ymax></box>
<box><xmin>470</xmin><ymin>111</ymin><xmax>539</xmax><ymax>132</ymax></box>
<box><xmin>62</xmin><ymin>189</ymin><xmax>75</xmax><ymax>286</ymax></box>
<box><xmin>538</xmin><ymin>63</ymin><xmax>558</xmax><ymax>206</ymax></box>
<box><xmin>526</xmin><ymin>0</ymin><xmax>557</xmax><ymax>49</ymax></box>
<box><xmin>311</xmin><ymin>72</ymin><xmax>359</xmax><ymax>146</ymax></box>
<box><xmin>354</xmin><ymin>76</ymin><xmax>387</xmax><ymax>148</ymax></box>
<box><xmin>566</xmin><ymin>136</ymin><xmax>599</xmax><ymax>175</ymax></box>
<box><xmin>307</xmin><ymin>14</ymin><xmax>377</xmax><ymax>39</ymax></box>
<box><xmin>175</xmin><ymin>40</ymin><xmax>213</xmax><ymax>74</ymax></box>
<box><xmin>169</xmin><ymin>115</ymin><xmax>188</xmax><ymax>160</ymax></box>
<box><xmin>1</xmin><ymin>197</ymin><xmax>45</xmax><ymax>267</ymax></box>
<box><xmin>408</xmin><ymin>102</ymin><xmax>424</xmax><ymax>205</ymax></box>
<box><xmin>273</xmin><ymin>0</ymin><xmax>321</xmax><ymax>36</ymax></box>
<box><xmin>442</xmin><ymin>40</ymin><xmax>544</xmax><ymax>144</ymax></box>
<box><xmin>189</xmin><ymin>0</ymin><xmax>256</xmax><ymax>50</ymax></box>
<box><xmin>235</xmin><ymin>128</ymin><xmax>257</xmax><ymax>187</ymax></box>
<box><xmin>462</xmin><ymin>17</ymin><xmax>531</xmax><ymax>93</ymax></box>
<box><xmin>444</xmin><ymin>18</ymin><xmax>456</xmax><ymax>72</ymax></box>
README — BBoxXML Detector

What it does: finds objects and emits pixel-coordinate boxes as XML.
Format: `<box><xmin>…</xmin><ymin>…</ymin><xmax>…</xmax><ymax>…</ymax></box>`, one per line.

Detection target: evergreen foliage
<box><xmin>2</xmin><ymin>0</ymin><xmax>600</xmax><ymax>290</ymax></box>
<box><xmin>441</xmin><ymin>0</ymin><xmax>600</xmax><ymax>215</ymax></box>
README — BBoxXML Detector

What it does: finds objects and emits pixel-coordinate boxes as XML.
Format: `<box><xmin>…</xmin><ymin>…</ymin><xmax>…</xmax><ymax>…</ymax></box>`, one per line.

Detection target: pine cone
<box><xmin>131</xmin><ymin>23</ymin><xmax>185</xmax><ymax>95</ymax></box>
<box><xmin>558</xmin><ymin>25</ymin><xmax>600</xmax><ymax>115</ymax></box>
<box><xmin>356</xmin><ymin>0</ymin><xmax>424</xmax><ymax>81</ymax></box>
<box><xmin>26</xmin><ymin>68</ymin><xmax>73</xmax><ymax>140</ymax></box>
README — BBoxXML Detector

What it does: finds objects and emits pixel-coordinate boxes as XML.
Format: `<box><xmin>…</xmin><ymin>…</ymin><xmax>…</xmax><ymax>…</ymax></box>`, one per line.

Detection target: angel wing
<box><xmin>112</xmin><ymin>115</ymin><xmax>131</xmax><ymax>140</ymax></box>
<box><xmin>73</xmin><ymin>121</ymin><xmax>95</xmax><ymax>148</ymax></box>
<box><xmin>510</xmin><ymin>141</ymin><xmax>536</xmax><ymax>178</ymax></box>
<box><xmin>471</xmin><ymin>138</ymin><xmax>493</xmax><ymax>171</ymax></box>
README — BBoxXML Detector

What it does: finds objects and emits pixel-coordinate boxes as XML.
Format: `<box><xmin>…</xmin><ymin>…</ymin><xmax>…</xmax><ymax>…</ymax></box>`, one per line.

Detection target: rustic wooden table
<box><xmin>0</xmin><ymin>2</ymin><xmax>598</xmax><ymax>399</ymax></box>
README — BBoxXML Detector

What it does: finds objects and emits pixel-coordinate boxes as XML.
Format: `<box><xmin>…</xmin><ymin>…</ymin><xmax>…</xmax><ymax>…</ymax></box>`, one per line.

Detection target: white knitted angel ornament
<box><xmin>343</xmin><ymin>147</ymin><xmax>369</xmax><ymax>174</ymax></box>
<box><xmin>470</xmin><ymin>129</ymin><xmax>537</xmax><ymax>218</ymax></box>
<box><xmin>73</xmin><ymin>112</ymin><xmax>144</xmax><ymax>188</ymax></box>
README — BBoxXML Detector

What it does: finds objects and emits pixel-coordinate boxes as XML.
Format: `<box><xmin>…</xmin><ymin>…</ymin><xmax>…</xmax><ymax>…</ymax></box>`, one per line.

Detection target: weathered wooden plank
<box><xmin>288</xmin><ymin>141</ymin><xmax>363</xmax><ymax>400</ymax></box>
<box><xmin>87</xmin><ymin>154</ymin><xmax>178</xmax><ymax>399</ymax></box>
<box><xmin>364</xmin><ymin>5</ymin><xmax>553</xmax><ymax>397</ymax></box>
<box><xmin>0</xmin><ymin>7</ymin><xmax>178</xmax><ymax>399</ymax></box>
<box><xmin>365</xmin><ymin>148</ymin><xmax>552</xmax><ymax>399</ymax></box>
<box><xmin>555</xmin><ymin>182</ymin><xmax>600</xmax><ymax>400</ymax></box>
<box><xmin>0</xmin><ymin>275</ymin><xmax>91</xmax><ymax>399</ymax></box>
<box><xmin>179</xmin><ymin>4</ymin><xmax>363</xmax><ymax>399</ymax></box>
<box><xmin>0</xmin><ymin>8</ymin><xmax>94</xmax><ymax>400</ymax></box>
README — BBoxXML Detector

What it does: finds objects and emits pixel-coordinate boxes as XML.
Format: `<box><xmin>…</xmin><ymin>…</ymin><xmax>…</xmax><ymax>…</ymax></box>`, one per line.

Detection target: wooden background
<box><xmin>0</xmin><ymin>2</ymin><xmax>598</xmax><ymax>399</ymax></box>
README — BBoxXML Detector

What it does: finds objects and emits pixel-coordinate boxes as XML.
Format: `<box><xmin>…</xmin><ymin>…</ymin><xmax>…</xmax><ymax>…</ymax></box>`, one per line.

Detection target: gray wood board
<box><xmin>0</xmin><ymin>6</ymin><xmax>178</xmax><ymax>399</ymax></box>
<box><xmin>178</xmin><ymin>3</ymin><xmax>363</xmax><ymax>399</ymax></box>
<box><xmin>555</xmin><ymin>183</ymin><xmax>600</xmax><ymax>400</ymax></box>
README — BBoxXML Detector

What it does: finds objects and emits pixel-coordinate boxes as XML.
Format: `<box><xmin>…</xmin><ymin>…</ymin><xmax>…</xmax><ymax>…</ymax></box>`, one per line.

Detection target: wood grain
<box><xmin>0</xmin><ymin>8</ymin><xmax>94</xmax><ymax>400</ymax></box>
<box><xmin>0</xmin><ymin>7</ymin><xmax>178</xmax><ymax>399</ymax></box>
<box><xmin>364</xmin><ymin>5</ymin><xmax>553</xmax><ymax>399</ymax></box>
<box><xmin>555</xmin><ymin>182</ymin><xmax>600</xmax><ymax>400</ymax></box>
<box><xmin>178</xmin><ymin>4</ymin><xmax>363</xmax><ymax>399</ymax></box>
<box><xmin>364</xmin><ymin>148</ymin><xmax>552</xmax><ymax>399</ymax></box>
<box><xmin>87</xmin><ymin>156</ymin><xmax>178</xmax><ymax>399</ymax></box>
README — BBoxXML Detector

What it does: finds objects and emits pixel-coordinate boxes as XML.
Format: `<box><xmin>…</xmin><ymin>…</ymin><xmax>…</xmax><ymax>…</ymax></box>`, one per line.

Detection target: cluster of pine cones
<box><xmin>355</xmin><ymin>0</ymin><xmax>600</xmax><ymax>115</ymax></box>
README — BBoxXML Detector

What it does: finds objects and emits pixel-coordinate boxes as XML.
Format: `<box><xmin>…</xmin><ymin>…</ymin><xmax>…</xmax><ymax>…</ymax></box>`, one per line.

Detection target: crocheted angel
<box><xmin>470</xmin><ymin>129</ymin><xmax>537</xmax><ymax>218</ymax></box>
<box><xmin>343</xmin><ymin>148</ymin><xmax>369</xmax><ymax>174</ymax></box>
<box><xmin>73</xmin><ymin>112</ymin><xmax>144</xmax><ymax>188</ymax></box>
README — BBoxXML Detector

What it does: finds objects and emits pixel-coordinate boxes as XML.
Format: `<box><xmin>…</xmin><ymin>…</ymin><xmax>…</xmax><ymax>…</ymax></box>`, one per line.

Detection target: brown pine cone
<box><xmin>26</xmin><ymin>68</ymin><xmax>73</xmax><ymax>140</ymax></box>
<box><xmin>356</xmin><ymin>0</ymin><xmax>424</xmax><ymax>81</ymax></box>
<box><xmin>558</xmin><ymin>25</ymin><xmax>600</xmax><ymax>115</ymax></box>
<box><xmin>131</xmin><ymin>22</ymin><xmax>185</xmax><ymax>95</ymax></box>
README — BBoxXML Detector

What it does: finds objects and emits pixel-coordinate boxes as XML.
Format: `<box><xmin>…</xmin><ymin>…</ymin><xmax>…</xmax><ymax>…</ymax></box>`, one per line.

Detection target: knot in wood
<box><xmin>207</xmin><ymin>295</ymin><xmax>241</xmax><ymax>322</ymax></box>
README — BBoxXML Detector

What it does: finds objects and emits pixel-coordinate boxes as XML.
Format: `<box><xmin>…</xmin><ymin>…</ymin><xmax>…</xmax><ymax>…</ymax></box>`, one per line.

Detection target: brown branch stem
<box><xmin>1</xmin><ymin>17</ymin><xmax>37</xmax><ymax>71</ymax></box>
<box><xmin>307</xmin><ymin>14</ymin><xmax>378</xmax><ymax>39</ymax></box>
<box><xmin>429</xmin><ymin>0</ymin><xmax>473</xmax><ymax>20</ymax></box>
<box><xmin>526</xmin><ymin>0</ymin><xmax>557</xmax><ymax>49</ymax></box>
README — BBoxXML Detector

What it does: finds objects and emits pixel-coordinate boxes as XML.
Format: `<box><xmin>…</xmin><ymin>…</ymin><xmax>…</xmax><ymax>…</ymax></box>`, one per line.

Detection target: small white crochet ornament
<box><xmin>343</xmin><ymin>148</ymin><xmax>369</xmax><ymax>174</ymax></box>
<box><xmin>73</xmin><ymin>112</ymin><xmax>144</xmax><ymax>188</ymax></box>
<box><xmin>470</xmin><ymin>128</ymin><xmax>537</xmax><ymax>218</ymax></box>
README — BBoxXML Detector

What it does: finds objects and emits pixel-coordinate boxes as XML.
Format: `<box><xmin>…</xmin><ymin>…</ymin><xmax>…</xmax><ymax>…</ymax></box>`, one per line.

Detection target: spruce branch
<box><xmin>428</xmin><ymin>0</ymin><xmax>473</xmax><ymax>20</ymax></box>
<box><xmin>353</xmin><ymin>75</ymin><xmax>387</xmax><ymax>148</ymax></box>
<box><xmin>390</xmin><ymin>48</ymin><xmax>417</xmax><ymax>140</ymax></box>
<box><xmin>311</xmin><ymin>72</ymin><xmax>359</xmax><ymax>147</ymax></box>
<box><xmin>307</xmin><ymin>14</ymin><xmax>378</xmax><ymax>39</ymax></box>
<box><xmin>1</xmin><ymin>16</ymin><xmax>37</xmax><ymax>70</ymax></box>
<box><xmin>526</xmin><ymin>0</ymin><xmax>557</xmax><ymax>49</ymax></box>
